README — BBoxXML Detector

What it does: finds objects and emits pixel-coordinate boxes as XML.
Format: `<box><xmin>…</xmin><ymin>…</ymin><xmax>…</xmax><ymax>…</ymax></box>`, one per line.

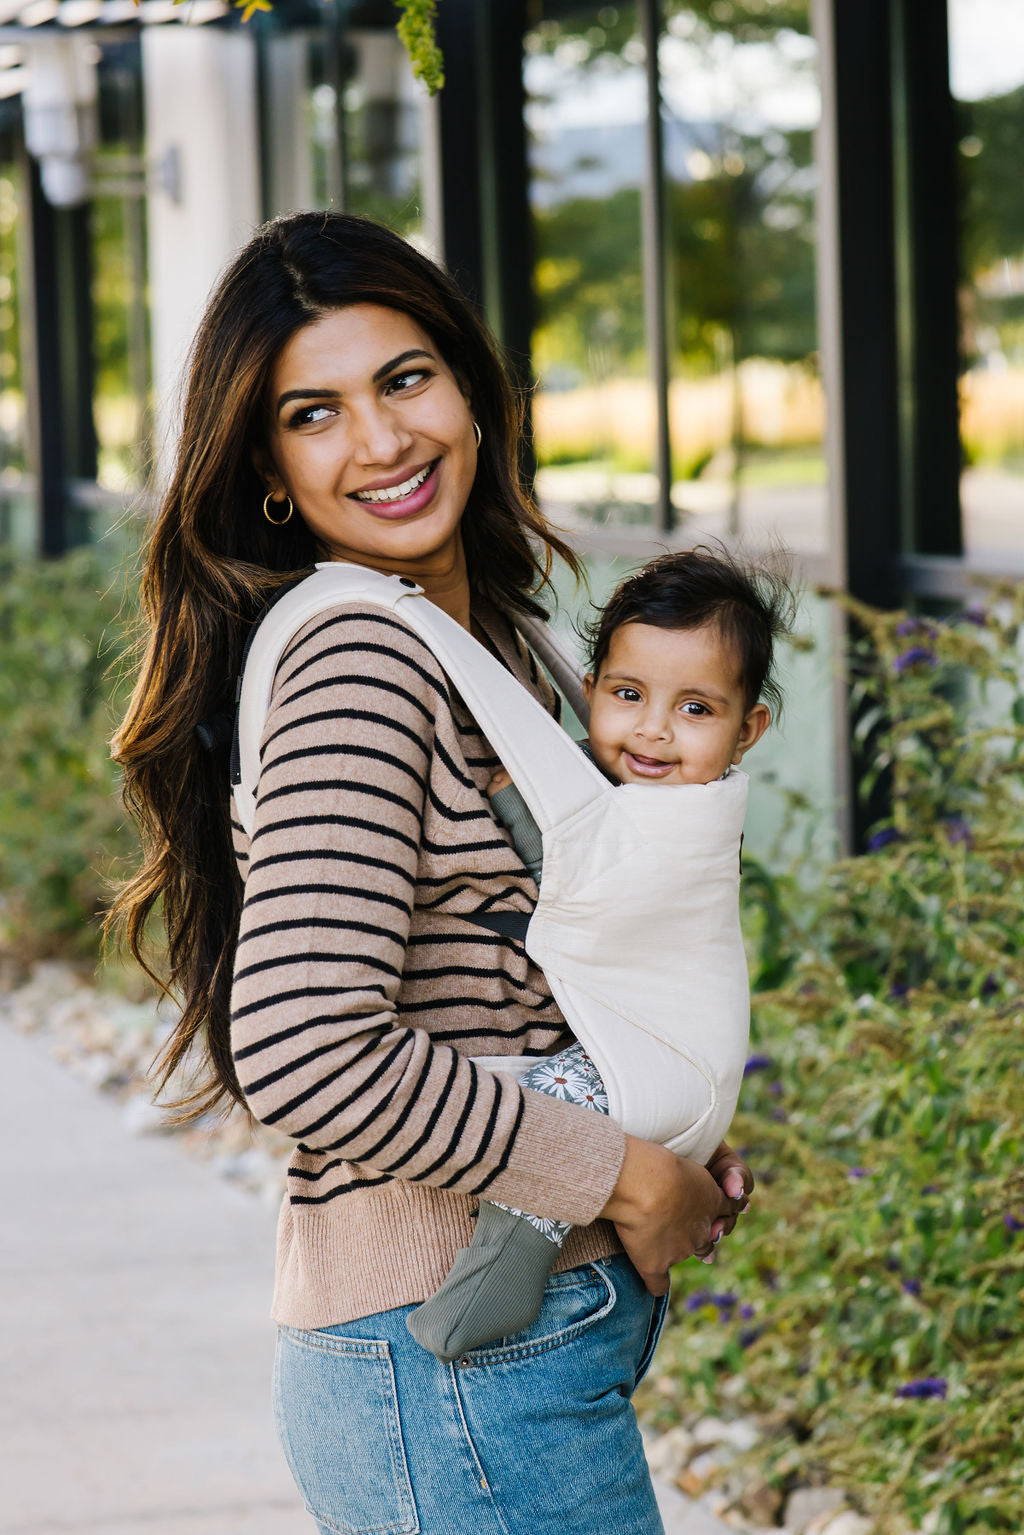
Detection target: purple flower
<box><xmin>981</xmin><ymin>973</ymin><xmax>1000</xmax><ymax>998</ymax></box>
<box><xmin>771</xmin><ymin>1107</ymin><xmax>789</xmax><ymax>1123</ymax></box>
<box><xmin>744</xmin><ymin>1053</ymin><xmax>774</xmax><ymax>1076</ymax></box>
<box><xmin>712</xmin><ymin>1292</ymin><xmax>738</xmax><ymax>1311</ymax></box>
<box><xmin>769</xmin><ymin>1080</ymin><xmax>784</xmax><ymax>1097</ymax></box>
<box><xmin>895</xmin><ymin>617</ymin><xmax>937</xmax><ymax>637</ymax></box>
<box><xmin>868</xmin><ymin>826</ymin><xmax>903</xmax><ymax>852</ymax></box>
<box><xmin>896</xmin><ymin>1377</ymin><xmax>947</xmax><ymax>1400</ymax></box>
<box><xmin>1004</xmin><ymin>1212</ymin><xmax>1024</xmax><ymax>1233</ymax></box>
<box><xmin>901</xmin><ymin>1278</ymin><xmax>922</xmax><ymax>1296</ymax></box>
<box><xmin>883</xmin><ymin>1256</ymin><xmax>902</xmax><ymax>1272</ymax></box>
<box><xmin>739</xmin><ymin>1304</ymin><xmax>756</xmax><ymax>1320</ymax></box>
<box><xmin>848</xmin><ymin>1167</ymin><xmax>871</xmax><ymax>1179</ymax></box>
<box><xmin>944</xmin><ymin>817</ymin><xmax>973</xmax><ymax>848</ymax></box>
<box><xmin>894</xmin><ymin>646</ymin><xmax>937</xmax><ymax>673</ymax></box>
<box><xmin>739</xmin><ymin>1327</ymin><xmax>763</xmax><ymax>1349</ymax></box>
<box><xmin>962</xmin><ymin>605</ymin><xmax>987</xmax><ymax>626</ymax></box>
<box><xmin>889</xmin><ymin>980</ymin><xmax>909</xmax><ymax>999</ymax></box>
<box><xmin>922</xmin><ymin>1185</ymin><xmax>939</xmax><ymax>1196</ymax></box>
<box><xmin>686</xmin><ymin>1288</ymin><xmax>713</xmax><ymax>1312</ymax></box>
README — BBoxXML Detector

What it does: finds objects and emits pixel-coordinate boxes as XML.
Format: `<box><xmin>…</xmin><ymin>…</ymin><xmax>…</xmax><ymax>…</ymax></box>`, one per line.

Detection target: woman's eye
<box><xmin>290</xmin><ymin>404</ymin><xmax>333</xmax><ymax>427</ymax></box>
<box><xmin>385</xmin><ymin>369</ymin><xmax>430</xmax><ymax>394</ymax></box>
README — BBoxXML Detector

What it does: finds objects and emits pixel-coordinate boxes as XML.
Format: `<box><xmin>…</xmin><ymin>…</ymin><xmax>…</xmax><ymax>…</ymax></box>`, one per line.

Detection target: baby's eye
<box><xmin>613</xmin><ymin>686</ymin><xmax>643</xmax><ymax>703</ymax></box>
<box><xmin>681</xmin><ymin>701</ymin><xmax>711</xmax><ymax>717</ymax></box>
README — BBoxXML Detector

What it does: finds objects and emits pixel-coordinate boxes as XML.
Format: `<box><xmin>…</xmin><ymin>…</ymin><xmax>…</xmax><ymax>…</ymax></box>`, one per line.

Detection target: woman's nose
<box><xmin>351</xmin><ymin>403</ymin><xmax>412</xmax><ymax>466</ymax></box>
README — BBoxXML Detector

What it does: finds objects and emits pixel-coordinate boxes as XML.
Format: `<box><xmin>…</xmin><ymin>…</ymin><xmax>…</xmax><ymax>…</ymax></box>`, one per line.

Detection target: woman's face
<box><xmin>261</xmin><ymin>304</ymin><xmax>478</xmax><ymax>573</ymax></box>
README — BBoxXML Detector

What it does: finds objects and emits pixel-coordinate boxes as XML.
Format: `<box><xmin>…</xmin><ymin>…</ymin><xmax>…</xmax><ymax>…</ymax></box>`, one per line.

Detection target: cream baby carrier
<box><xmin>233</xmin><ymin>563</ymin><xmax>750</xmax><ymax>1165</ymax></box>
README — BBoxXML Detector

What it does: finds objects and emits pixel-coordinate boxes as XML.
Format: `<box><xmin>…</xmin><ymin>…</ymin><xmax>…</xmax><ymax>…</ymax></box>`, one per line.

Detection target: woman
<box><xmin>113</xmin><ymin>212</ymin><xmax>751</xmax><ymax>1535</ymax></box>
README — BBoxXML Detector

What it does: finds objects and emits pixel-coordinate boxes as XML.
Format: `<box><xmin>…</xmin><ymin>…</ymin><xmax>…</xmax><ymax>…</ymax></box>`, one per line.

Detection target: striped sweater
<box><xmin>230</xmin><ymin>598</ymin><xmax>625</xmax><ymax>1328</ymax></box>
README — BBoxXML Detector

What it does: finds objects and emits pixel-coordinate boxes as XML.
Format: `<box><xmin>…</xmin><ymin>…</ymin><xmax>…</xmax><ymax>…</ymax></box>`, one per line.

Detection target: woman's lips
<box><xmin>350</xmin><ymin>460</ymin><xmax>440</xmax><ymax>519</ymax></box>
<box><xmin>623</xmin><ymin>751</ymin><xmax>677</xmax><ymax>777</ymax></box>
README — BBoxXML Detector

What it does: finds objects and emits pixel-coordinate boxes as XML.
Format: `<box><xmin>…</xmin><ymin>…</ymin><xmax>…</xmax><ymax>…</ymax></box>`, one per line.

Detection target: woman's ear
<box><xmin>252</xmin><ymin>446</ymin><xmax>284</xmax><ymax>498</ymax></box>
<box><xmin>732</xmin><ymin>703</ymin><xmax>771</xmax><ymax>763</ymax></box>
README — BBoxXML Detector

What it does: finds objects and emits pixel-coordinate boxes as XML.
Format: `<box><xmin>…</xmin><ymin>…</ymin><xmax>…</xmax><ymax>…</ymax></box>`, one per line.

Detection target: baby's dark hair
<box><xmin>584</xmin><ymin>545</ymin><xmax>796</xmax><ymax>717</ymax></box>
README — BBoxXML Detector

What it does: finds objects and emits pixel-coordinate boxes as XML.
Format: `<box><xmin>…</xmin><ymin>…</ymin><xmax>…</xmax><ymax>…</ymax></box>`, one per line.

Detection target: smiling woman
<box><xmin>260</xmin><ymin>306</ymin><xmax>480</xmax><ymax>582</ymax></box>
<box><xmin>108</xmin><ymin>211</ymin><xmax>750</xmax><ymax>1535</ymax></box>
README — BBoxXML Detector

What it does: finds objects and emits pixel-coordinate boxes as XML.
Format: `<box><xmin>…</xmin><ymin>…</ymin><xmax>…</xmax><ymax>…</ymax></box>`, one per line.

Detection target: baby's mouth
<box><xmin>624</xmin><ymin>751</ymin><xmax>676</xmax><ymax>775</ymax></box>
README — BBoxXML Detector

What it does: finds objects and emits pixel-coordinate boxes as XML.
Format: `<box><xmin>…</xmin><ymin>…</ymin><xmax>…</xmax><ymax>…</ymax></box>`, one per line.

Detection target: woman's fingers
<box><xmin>706</xmin><ymin>1140</ymin><xmax>755</xmax><ymax>1203</ymax></box>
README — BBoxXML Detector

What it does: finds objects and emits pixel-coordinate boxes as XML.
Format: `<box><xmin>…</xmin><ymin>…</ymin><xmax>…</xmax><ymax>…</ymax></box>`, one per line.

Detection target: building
<box><xmin>0</xmin><ymin>0</ymin><xmax>1021</xmax><ymax>852</ymax></box>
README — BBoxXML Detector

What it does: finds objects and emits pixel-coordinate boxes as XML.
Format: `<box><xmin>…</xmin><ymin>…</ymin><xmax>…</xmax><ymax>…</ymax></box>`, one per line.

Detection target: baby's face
<box><xmin>583</xmin><ymin>621</ymin><xmax>769</xmax><ymax>786</ymax></box>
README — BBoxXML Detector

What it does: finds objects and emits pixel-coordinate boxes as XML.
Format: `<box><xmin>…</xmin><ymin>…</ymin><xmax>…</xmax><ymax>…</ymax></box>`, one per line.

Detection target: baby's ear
<box><xmin>582</xmin><ymin>672</ymin><xmax>595</xmax><ymax>705</ymax></box>
<box><xmin>733</xmin><ymin>702</ymin><xmax>771</xmax><ymax>763</ymax></box>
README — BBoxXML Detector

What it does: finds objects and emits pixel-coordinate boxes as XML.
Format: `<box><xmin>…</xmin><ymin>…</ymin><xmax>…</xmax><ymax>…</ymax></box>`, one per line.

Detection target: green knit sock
<box><xmin>406</xmin><ymin>1201</ymin><xmax>562</xmax><ymax>1362</ymax></box>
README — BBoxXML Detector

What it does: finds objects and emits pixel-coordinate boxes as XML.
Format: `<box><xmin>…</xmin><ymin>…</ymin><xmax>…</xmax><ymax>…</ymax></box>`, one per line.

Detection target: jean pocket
<box><xmin>273</xmin><ymin>1327</ymin><xmax>419</xmax><ymax>1535</ymax></box>
<box><xmin>634</xmin><ymin>1289</ymin><xmax>670</xmax><ymax>1388</ymax></box>
<box><xmin>462</xmin><ymin>1261</ymin><xmax>617</xmax><ymax>1364</ymax></box>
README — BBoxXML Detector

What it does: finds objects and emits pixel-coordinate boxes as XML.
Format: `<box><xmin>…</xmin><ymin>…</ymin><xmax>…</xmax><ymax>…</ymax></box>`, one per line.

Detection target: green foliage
<box><xmin>395</xmin><ymin>0</ymin><xmax>445</xmax><ymax>96</ymax></box>
<box><xmin>644</xmin><ymin>588</ymin><xmax>1024</xmax><ymax>1532</ymax></box>
<box><xmin>169</xmin><ymin>0</ymin><xmax>446</xmax><ymax>94</ymax></box>
<box><xmin>0</xmin><ymin>549</ymin><xmax>137</xmax><ymax>961</ymax></box>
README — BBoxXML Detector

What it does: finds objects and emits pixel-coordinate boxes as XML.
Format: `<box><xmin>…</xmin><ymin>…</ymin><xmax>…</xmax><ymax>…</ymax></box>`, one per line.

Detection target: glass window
<box><xmin>91</xmin><ymin>37</ymin><xmax>150</xmax><ymax>502</ymax></box>
<box><xmin>949</xmin><ymin>0</ymin><xmax>1024</xmax><ymax>560</ymax></box>
<box><xmin>260</xmin><ymin>12</ymin><xmax>432</xmax><ymax>250</ymax></box>
<box><xmin>525</xmin><ymin>3</ymin><xmax>659</xmax><ymax>533</ymax></box>
<box><xmin>0</xmin><ymin>95</ymin><xmax>31</xmax><ymax>552</ymax></box>
<box><xmin>660</xmin><ymin>2</ymin><xmax>825</xmax><ymax>554</ymax></box>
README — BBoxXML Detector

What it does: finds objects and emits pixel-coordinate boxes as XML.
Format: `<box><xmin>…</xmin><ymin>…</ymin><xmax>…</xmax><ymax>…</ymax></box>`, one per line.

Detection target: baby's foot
<box><xmin>406</xmin><ymin>1202</ymin><xmax>561</xmax><ymax>1361</ymax></box>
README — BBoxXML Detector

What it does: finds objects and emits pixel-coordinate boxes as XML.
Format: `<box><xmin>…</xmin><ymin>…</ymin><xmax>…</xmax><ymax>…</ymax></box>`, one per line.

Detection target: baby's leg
<box><xmin>406</xmin><ymin>1043</ymin><xmax>608</xmax><ymax>1361</ymax></box>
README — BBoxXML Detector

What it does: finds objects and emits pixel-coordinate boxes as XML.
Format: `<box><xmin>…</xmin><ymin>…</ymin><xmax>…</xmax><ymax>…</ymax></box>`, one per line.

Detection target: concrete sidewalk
<box><xmin>1</xmin><ymin>1020</ymin><xmax>308</xmax><ymax>1535</ymax></box>
<box><xmin>1</xmin><ymin>1019</ymin><xmax>729</xmax><ymax>1535</ymax></box>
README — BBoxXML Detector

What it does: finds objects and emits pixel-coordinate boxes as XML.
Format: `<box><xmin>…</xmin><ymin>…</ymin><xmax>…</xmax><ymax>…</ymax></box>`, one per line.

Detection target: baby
<box><xmin>408</xmin><ymin>546</ymin><xmax>792</xmax><ymax>1361</ymax></box>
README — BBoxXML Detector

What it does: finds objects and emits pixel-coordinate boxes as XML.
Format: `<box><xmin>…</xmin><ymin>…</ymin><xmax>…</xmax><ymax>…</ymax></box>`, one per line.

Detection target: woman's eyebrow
<box><xmin>371</xmin><ymin>348</ymin><xmax>436</xmax><ymax>382</ymax></box>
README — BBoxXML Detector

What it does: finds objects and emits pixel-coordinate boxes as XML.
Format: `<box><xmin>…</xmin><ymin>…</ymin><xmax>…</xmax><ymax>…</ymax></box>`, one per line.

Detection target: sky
<box><xmin>948</xmin><ymin>0</ymin><xmax>1024</xmax><ymax>101</ymax></box>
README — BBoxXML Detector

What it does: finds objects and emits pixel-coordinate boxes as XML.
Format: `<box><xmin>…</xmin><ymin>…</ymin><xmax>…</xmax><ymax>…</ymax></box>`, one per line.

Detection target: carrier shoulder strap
<box><xmin>233</xmin><ymin>563</ymin><xmax>608</xmax><ymax>841</ymax></box>
<box><xmin>514</xmin><ymin>611</ymin><xmax>591</xmax><ymax>729</ymax></box>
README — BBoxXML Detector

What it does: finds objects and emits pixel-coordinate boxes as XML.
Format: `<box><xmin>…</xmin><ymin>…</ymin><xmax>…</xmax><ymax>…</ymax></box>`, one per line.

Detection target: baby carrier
<box><xmin>233</xmin><ymin>563</ymin><xmax>750</xmax><ymax>1165</ymax></box>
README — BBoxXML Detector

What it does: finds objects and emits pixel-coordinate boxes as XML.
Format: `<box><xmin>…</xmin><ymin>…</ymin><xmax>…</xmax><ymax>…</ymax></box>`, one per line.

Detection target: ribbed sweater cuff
<box><xmin>481</xmin><ymin>1087</ymin><xmax>626</xmax><ymax>1226</ymax></box>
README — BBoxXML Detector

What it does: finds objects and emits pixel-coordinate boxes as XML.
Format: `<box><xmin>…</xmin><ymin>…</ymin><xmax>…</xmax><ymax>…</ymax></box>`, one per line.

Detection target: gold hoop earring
<box><xmin>472</xmin><ymin>421</ymin><xmax>482</xmax><ymax>449</ymax></box>
<box><xmin>263</xmin><ymin>492</ymin><xmax>294</xmax><ymax>526</ymax></box>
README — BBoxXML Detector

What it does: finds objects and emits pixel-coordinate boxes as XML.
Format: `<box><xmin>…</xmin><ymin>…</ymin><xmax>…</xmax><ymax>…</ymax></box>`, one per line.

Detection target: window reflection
<box><xmin>949</xmin><ymin>0</ymin><xmax>1024</xmax><ymax>559</ymax></box>
<box><xmin>660</xmin><ymin>1</ymin><xmax>824</xmax><ymax>553</ymax></box>
<box><xmin>261</xmin><ymin>20</ymin><xmax>429</xmax><ymax>247</ymax></box>
<box><xmin>91</xmin><ymin>39</ymin><xmax>149</xmax><ymax>498</ymax></box>
<box><xmin>525</xmin><ymin>3</ymin><xmax>657</xmax><ymax>531</ymax></box>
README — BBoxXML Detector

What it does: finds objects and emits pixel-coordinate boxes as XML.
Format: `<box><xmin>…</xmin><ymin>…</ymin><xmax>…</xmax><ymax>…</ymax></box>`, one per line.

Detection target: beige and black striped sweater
<box><xmin>230</xmin><ymin>599</ymin><xmax>625</xmax><ymax>1328</ymax></box>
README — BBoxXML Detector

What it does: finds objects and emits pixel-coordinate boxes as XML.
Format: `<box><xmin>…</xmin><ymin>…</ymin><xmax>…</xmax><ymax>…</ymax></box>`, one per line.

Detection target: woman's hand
<box><xmin>705</xmin><ymin>1140</ymin><xmax>754</xmax><ymax>1248</ymax></box>
<box><xmin>600</xmin><ymin>1135</ymin><xmax>741</xmax><ymax>1296</ymax></box>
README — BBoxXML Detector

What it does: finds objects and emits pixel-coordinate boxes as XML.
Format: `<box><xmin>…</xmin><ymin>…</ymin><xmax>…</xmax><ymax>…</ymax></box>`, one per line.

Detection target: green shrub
<box><xmin>646</xmin><ymin>587</ymin><xmax>1024</xmax><ymax>1534</ymax></box>
<box><xmin>0</xmin><ymin>548</ymin><xmax>138</xmax><ymax>961</ymax></box>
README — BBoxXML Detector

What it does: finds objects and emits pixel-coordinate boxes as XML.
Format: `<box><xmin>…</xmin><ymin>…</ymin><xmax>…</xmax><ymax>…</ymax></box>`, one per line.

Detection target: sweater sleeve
<box><xmin>230</xmin><ymin>607</ymin><xmax>624</xmax><ymax>1226</ymax></box>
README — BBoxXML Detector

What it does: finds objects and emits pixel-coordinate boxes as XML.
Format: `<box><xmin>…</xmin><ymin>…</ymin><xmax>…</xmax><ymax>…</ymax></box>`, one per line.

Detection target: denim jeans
<box><xmin>273</xmin><ymin>1253</ymin><xmax>670</xmax><ymax>1535</ymax></box>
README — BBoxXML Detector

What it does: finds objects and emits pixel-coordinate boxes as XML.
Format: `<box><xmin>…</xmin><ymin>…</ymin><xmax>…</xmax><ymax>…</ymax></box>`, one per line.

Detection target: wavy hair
<box><xmin>110</xmin><ymin>211</ymin><xmax>582</xmax><ymax>1119</ymax></box>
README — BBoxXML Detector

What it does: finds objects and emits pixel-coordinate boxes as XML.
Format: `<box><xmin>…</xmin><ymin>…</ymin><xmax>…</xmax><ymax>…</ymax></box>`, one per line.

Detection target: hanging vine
<box><xmin>224</xmin><ymin>1</ymin><xmax>444</xmax><ymax>94</ymax></box>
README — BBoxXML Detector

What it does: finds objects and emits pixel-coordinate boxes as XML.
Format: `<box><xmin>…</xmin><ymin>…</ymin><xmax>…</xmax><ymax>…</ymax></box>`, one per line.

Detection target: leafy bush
<box><xmin>645</xmin><ymin>587</ymin><xmax>1024</xmax><ymax>1533</ymax></box>
<box><xmin>0</xmin><ymin>548</ymin><xmax>138</xmax><ymax>961</ymax></box>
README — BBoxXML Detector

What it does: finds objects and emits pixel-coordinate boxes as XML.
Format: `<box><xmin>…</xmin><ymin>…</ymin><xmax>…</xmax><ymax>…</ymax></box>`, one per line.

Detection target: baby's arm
<box><xmin>488</xmin><ymin>769</ymin><xmax>544</xmax><ymax>884</ymax></box>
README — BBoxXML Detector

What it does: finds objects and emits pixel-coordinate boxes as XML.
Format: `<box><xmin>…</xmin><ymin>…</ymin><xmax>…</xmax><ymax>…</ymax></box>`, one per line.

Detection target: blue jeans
<box><xmin>273</xmin><ymin>1253</ymin><xmax>670</xmax><ymax>1535</ymax></box>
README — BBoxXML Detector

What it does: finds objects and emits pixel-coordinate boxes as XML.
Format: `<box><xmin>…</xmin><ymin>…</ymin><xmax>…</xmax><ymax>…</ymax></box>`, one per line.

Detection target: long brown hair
<box><xmin>110</xmin><ymin>211</ymin><xmax>582</xmax><ymax>1120</ymax></box>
